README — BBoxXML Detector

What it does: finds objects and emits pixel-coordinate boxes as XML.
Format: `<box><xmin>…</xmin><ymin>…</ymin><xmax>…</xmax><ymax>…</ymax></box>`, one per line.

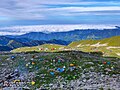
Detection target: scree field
<box><xmin>0</xmin><ymin>51</ymin><xmax>120</xmax><ymax>90</ymax></box>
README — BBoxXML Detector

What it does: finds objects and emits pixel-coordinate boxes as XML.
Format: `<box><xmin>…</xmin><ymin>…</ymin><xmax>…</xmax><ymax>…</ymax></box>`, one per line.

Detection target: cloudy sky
<box><xmin>0</xmin><ymin>0</ymin><xmax>120</xmax><ymax>26</ymax></box>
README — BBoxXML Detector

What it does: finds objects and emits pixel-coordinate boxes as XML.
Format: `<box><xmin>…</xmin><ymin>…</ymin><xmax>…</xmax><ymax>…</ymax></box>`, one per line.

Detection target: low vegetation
<box><xmin>12</xmin><ymin>36</ymin><xmax>120</xmax><ymax>58</ymax></box>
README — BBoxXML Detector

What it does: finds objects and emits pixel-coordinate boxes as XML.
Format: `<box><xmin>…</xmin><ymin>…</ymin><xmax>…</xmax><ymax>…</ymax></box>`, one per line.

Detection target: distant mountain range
<box><xmin>0</xmin><ymin>26</ymin><xmax>120</xmax><ymax>51</ymax></box>
<box><xmin>7</xmin><ymin>26</ymin><xmax>120</xmax><ymax>41</ymax></box>
<box><xmin>0</xmin><ymin>36</ymin><xmax>70</xmax><ymax>51</ymax></box>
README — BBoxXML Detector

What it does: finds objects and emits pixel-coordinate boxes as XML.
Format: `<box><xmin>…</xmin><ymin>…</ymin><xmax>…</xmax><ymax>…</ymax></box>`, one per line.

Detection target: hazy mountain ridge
<box><xmin>12</xmin><ymin>27</ymin><xmax>120</xmax><ymax>41</ymax></box>
<box><xmin>0</xmin><ymin>27</ymin><xmax>120</xmax><ymax>51</ymax></box>
<box><xmin>0</xmin><ymin>25</ymin><xmax>117</xmax><ymax>35</ymax></box>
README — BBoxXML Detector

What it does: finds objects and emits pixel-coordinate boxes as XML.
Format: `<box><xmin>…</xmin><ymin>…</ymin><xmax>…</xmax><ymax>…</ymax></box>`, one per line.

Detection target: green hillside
<box><xmin>68</xmin><ymin>40</ymin><xmax>99</xmax><ymax>47</ymax></box>
<box><xmin>12</xmin><ymin>36</ymin><xmax>120</xmax><ymax>58</ymax></box>
<box><xmin>12</xmin><ymin>44</ymin><xmax>65</xmax><ymax>53</ymax></box>
<box><xmin>68</xmin><ymin>36</ymin><xmax>120</xmax><ymax>58</ymax></box>
<box><xmin>69</xmin><ymin>36</ymin><xmax>120</xmax><ymax>47</ymax></box>
<box><xmin>100</xmin><ymin>36</ymin><xmax>120</xmax><ymax>46</ymax></box>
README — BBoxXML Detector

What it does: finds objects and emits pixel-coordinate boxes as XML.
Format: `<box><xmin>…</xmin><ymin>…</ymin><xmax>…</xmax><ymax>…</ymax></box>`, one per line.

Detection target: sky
<box><xmin>0</xmin><ymin>0</ymin><xmax>120</xmax><ymax>35</ymax></box>
<box><xmin>0</xmin><ymin>0</ymin><xmax>120</xmax><ymax>26</ymax></box>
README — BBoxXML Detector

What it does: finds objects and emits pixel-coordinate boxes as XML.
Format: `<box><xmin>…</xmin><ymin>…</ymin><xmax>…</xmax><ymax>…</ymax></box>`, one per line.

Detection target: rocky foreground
<box><xmin>0</xmin><ymin>51</ymin><xmax>120</xmax><ymax>90</ymax></box>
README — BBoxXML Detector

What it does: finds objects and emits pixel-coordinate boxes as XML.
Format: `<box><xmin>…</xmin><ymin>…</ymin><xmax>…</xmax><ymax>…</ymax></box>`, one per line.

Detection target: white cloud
<box><xmin>0</xmin><ymin>0</ymin><xmax>120</xmax><ymax>20</ymax></box>
<box><xmin>0</xmin><ymin>24</ymin><xmax>118</xmax><ymax>35</ymax></box>
<box><xmin>47</xmin><ymin>6</ymin><xmax>120</xmax><ymax>12</ymax></box>
<box><xmin>52</xmin><ymin>7</ymin><xmax>120</xmax><ymax>16</ymax></box>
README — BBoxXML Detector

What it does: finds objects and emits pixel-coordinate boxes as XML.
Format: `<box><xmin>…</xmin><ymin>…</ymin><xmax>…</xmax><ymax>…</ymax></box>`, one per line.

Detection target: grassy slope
<box><xmin>100</xmin><ymin>36</ymin><xmax>120</xmax><ymax>46</ymax></box>
<box><xmin>12</xmin><ymin>44</ymin><xmax>65</xmax><ymax>53</ymax></box>
<box><xmin>12</xmin><ymin>36</ymin><xmax>120</xmax><ymax>58</ymax></box>
<box><xmin>69</xmin><ymin>36</ymin><xmax>120</xmax><ymax>47</ymax></box>
<box><xmin>68</xmin><ymin>36</ymin><xmax>120</xmax><ymax>58</ymax></box>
